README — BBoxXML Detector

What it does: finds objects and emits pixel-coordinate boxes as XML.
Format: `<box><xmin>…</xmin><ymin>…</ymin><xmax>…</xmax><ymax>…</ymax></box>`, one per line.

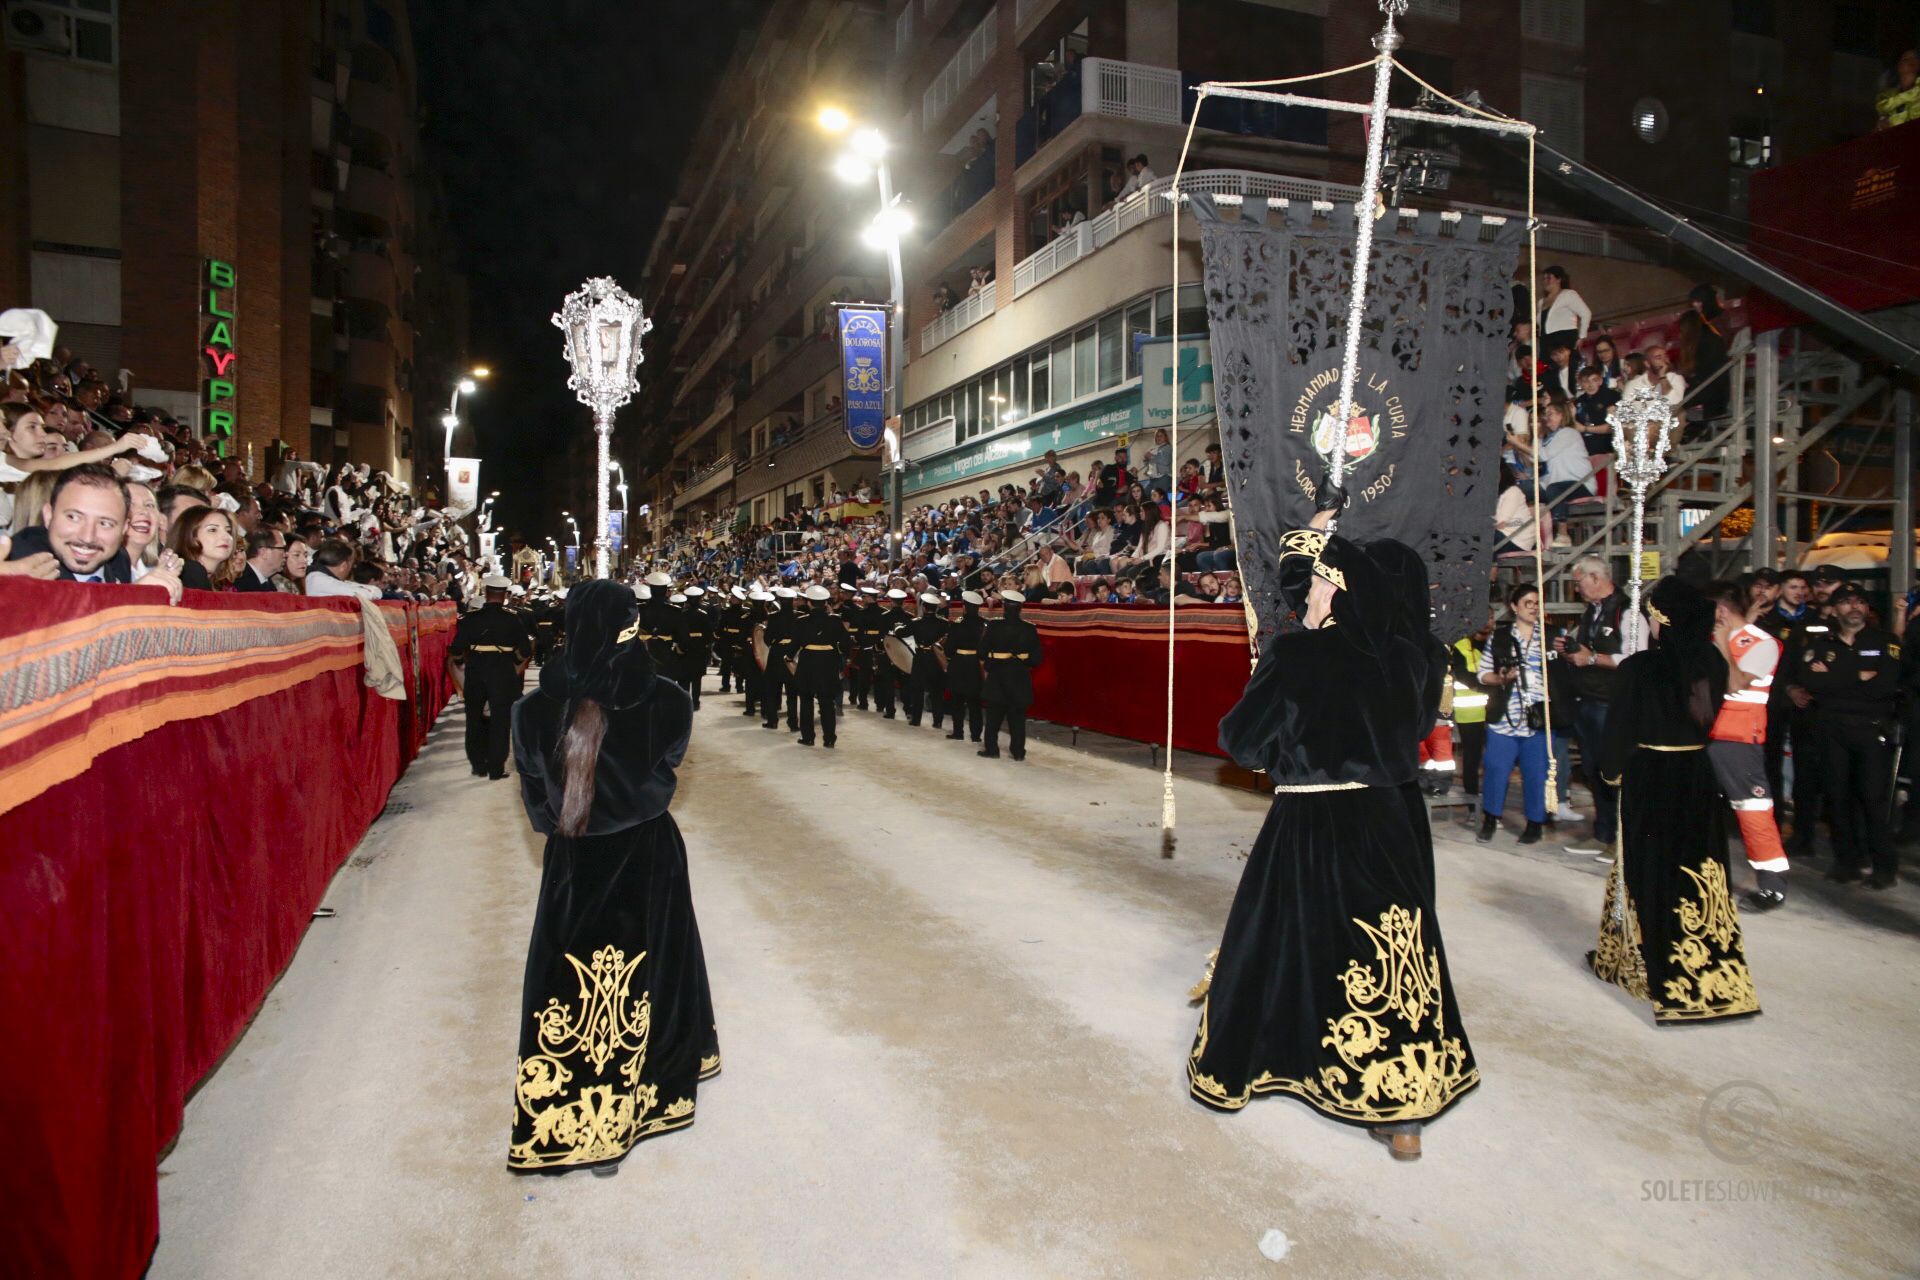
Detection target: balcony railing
<box><xmin>674</xmin><ymin>311</ymin><xmax>741</xmax><ymax>407</ymax></box>
<box><xmin>922</xmin><ymin>9</ymin><xmax>996</xmax><ymax>131</ymax></box>
<box><xmin>1011</xmin><ymin>170</ymin><xmax>1359</xmax><ymax>297</ymax></box>
<box><xmin>674</xmin><ymin>453</ymin><xmax>736</xmax><ymax>510</ymax></box>
<box><xmin>1007</xmin><ymin>167</ymin><xmax>1661</xmax><ymax>299</ymax></box>
<box><xmin>1014</xmin><ymin>58</ymin><xmax>1328</xmax><ymax>165</ymax></box>
<box><xmin>919</xmin><ymin>280</ymin><xmax>998</xmax><ymax>355</ymax></box>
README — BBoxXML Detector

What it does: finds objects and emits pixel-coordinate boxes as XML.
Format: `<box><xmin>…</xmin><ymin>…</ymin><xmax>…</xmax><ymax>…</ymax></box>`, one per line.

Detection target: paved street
<box><xmin>155</xmin><ymin>684</ymin><xmax>1920</xmax><ymax>1278</ymax></box>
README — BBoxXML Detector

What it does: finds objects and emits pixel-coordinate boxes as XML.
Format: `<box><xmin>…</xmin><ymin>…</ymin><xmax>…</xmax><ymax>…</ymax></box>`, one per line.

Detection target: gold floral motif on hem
<box><xmin>1591</xmin><ymin>857</ymin><xmax>1650</xmax><ymax>1001</ymax></box>
<box><xmin>1187</xmin><ymin>905</ymin><xmax>1478</xmax><ymax>1123</ymax></box>
<box><xmin>509</xmin><ymin>946</ymin><xmax>700</xmax><ymax>1170</ymax></box>
<box><xmin>1657</xmin><ymin>860</ymin><xmax>1759</xmax><ymax>1022</ymax></box>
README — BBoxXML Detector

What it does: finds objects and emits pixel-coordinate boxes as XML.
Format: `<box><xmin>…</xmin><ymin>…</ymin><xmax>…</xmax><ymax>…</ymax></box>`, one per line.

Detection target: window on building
<box><xmin>1096</xmin><ymin>312</ymin><xmax>1123</xmax><ymax>390</ymax></box>
<box><xmin>1520</xmin><ymin>0</ymin><xmax>1583</xmax><ymax>47</ymax></box>
<box><xmin>1051</xmin><ymin>335</ymin><xmax>1074</xmax><ymax>401</ymax></box>
<box><xmin>1631</xmin><ymin>98</ymin><xmax>1669</xmax><ymax>144</ymax></box>
<box><xmin>1073</xmin><ymin>324</ymin><xmax>1096</xmax><ymax>398</ymax></box>
<box><xmin>26</xmin><ymin>0</ymin><xmax>118</xmax><ymax>66</ymax></box>
<box><xmin>1124</xmin><ymin>300</ymin><xmax>1153</xmax><ymax>377</ymax></box>
<box><xmin>1521</xmin><ymin>73</ymin><xmax>1585</xmax><ymax>160</ymax></box>
<box><xmin>1030</xmin><ymin>345</ymin><xmax>1051</xmax><ymax>411</ymax></box>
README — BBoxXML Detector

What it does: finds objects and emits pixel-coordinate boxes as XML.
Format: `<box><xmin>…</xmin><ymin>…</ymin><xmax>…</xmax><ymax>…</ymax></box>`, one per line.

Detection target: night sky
<box><xmin>412</xmin><ymin>0</ymin><xmax>752</xmax><ymax>543</ymax></box>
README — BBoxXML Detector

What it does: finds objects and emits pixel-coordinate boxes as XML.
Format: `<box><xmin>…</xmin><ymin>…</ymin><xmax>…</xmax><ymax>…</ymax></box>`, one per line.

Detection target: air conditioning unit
<box><xmin>3</xmin><ymin>2</ymin><xmax>73</xmax><ymax>56</ymax></box>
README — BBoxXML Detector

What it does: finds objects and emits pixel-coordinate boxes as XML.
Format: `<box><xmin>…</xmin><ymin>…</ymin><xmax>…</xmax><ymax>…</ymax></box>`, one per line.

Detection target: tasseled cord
<box><xmin>1160</xmin><ymin>778</ymin><xmax>1178</xmax><ymax>859</ymax></box>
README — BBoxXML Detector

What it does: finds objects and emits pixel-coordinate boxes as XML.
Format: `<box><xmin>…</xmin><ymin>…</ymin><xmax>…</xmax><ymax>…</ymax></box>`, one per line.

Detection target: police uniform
<box><xmin>713</xmin><ymin>594</ymin><xmax>743</xmax><ymax>694</ymax></box>
<box><xmin>793</xmin><ymin>586</ymin><xmax>850</xmax><ymax>747</ymax></box>
<box><xmin>903</xmin><ymin>593</ymin><xmax>952</xmax><ymax>729</ymax></box>
<box><xmin>1448</xmin><ymin>634</ymin><xmax>1489</xmax><ymax>793</ymax></box>
<box><xmin>448</xmin><ymin>580</ymin><xmax>533</xmax><ymax>778</ymax></box>
<box><xmin>979</xmin><ymin>591</ymin><xmax>1044</xmax><ymax>760</ymax></box>
<box><xmin>944</xmin><ymin>593</ymin><xmax>988</xmax><ymax>742</ymax></box>
<box><xmin>1797</xmin><ymin>592</ymin><xmax>1902</xmax><ymax>884</ymax></box>
<box><xmin>846</xmin><ymin>589</ymin><xmax>880</xmax><ymax>709</ymax></box>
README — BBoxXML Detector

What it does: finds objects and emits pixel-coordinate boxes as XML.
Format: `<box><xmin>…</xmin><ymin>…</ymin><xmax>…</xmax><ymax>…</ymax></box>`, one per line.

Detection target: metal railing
<box><xmin>919</xmin><ymin>280</ymin><xmax>999</xmax><ymax>355</ymax></box>
<box><xmin>1084</xmin><ymin>57</ymin><xmax>1183</xmax><ymax>125</ymax></box>
<box><xmin>675</xmin><ymin>312</ymin><xmax>741</xmax><ymax>406</ymax></box>
<box><xmin>922</xmin><ymin>8</ymin><xmax>996</xmax><ymax>129</ymax></box>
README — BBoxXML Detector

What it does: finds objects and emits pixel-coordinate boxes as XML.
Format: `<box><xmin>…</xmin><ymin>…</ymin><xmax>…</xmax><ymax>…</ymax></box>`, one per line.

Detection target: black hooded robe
<box><xmin>1589</xmin><ymin>582</ymin><xmax>1759</xmax><ymax>1025</ymax></box>
<box><xmin>1188</xmin><ymin>534</ymin><xmax>1478</xmax><ymax>1128</ymax></box>
<box><xmin>506</xmin><ymin>582</ymin><xmax>720</xmax><ymax>1173</ymax></box>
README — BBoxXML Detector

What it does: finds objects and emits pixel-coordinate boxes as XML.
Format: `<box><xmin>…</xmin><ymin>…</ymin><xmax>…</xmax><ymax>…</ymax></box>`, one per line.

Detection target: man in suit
<box><xmin>5</xmin><ymin>463</ymin><xmax>134</xmax><ymax>583</ymax></box>
<box><xmin>232</xmin><ymin>528</ymin><xmax>287</xmax><ymax>592</ymax></box>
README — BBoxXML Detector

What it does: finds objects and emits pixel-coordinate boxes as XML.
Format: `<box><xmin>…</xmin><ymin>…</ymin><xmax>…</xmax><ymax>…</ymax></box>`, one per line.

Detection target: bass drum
<box><xmin>752</xmin><ymin>621</ymin><xmax>770</xmax><ymax>671</ymax></box>
<box><xmin>883</xmin><ymin>633</ymin><xmax>916</xmax><ymax>675</ymax></box>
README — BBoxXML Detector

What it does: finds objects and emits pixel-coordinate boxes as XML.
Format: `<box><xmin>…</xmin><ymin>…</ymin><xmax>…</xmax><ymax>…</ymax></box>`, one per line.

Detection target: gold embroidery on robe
<box><xmin>1591</xmin><ymin>857</ymin><xmax>1650</xmax><ymax>1000</ymax></box>
<box><xmin>1657</xmin><ymin>860</ymin><xmax>1759</xmax><ymax>1022</ymax></box>
<box><xmin>1187</xmin><ymin>906</ymin><xmax>1476</xmax><ymax>1122</ymax></box>
<box><xmin>510</xmin><ymin>947</ymin><xmax>697</xmax><ymax>1169</ymax></box>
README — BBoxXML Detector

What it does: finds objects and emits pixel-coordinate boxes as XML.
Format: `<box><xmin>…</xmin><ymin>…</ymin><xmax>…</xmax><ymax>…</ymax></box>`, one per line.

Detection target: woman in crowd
<box><xmin>8</xmin><ymin>470</ymin><xmax>56</xmax><ymax>535</ymax></box>
<box><xmin>279</xmin><ymin>534</ymin><xmax>311</xmax><ymax>593</ymax></box>
<box><xmin>507</xmin><ymin>579</ymin><xmax>720</xmax><ymax>1174</ymax></box>
<box><xmin>1492</xmin><ymin>461</ymin><xmax>1544</xmax><ymax>555</ymax></box>
<box><xmin>1188</xmin><ymin>522</ymin><xmax>1477</xmax><ymax>1160</ymax></box>
<box><xmin>1588</xmin><ymin>576</ymin><xmax>1759</xmax><ymax>1025</ymax></box>
<box><xmin>123</xmin><ymin>480</ymin><xmax>164</xmax><ymax>580</ymax></box>
<box><xmin>170</xmin><ymin>506</ymin><xmax>238</xmax><ymax>591</ymax></box>
<box><xmin>1142</xmin><ymin>428</ymin><xmax>1172</xmax><ymax>494</ymax></box>
<box><xmin>1476</xmin><ymin>582</ymin><xmax>1550</xmax><ymax>843</ymax></box>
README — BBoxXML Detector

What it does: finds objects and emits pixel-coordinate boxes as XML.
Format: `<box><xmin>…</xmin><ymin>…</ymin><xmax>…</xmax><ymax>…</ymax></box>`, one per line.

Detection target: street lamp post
<box><xmin>822</xmin><ymin>109</ymin><xmax>911</xmax><ymax>573</ymax></box>
<box><xmin>440</xmin><ymin>366</ymin><xmax>490</xmax><ymax>494</ymax></box>
<box><xmin>553</xmin><ymin>279</ymin><xmax>651</xmax><ymax>579</ymax></box>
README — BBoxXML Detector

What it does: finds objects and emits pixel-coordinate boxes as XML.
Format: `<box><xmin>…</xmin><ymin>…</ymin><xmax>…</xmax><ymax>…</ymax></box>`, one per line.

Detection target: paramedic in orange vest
<box><xmin>1708</xmin><ymin>580</ymin><xmax>1790</xmax><ymax>911</ymax></box>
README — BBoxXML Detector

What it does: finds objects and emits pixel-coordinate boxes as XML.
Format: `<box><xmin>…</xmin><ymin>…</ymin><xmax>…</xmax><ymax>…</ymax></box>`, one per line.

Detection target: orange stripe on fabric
<box><xmin>0</xmin><ymin>650</ymin><xmax>361</xmax><ymax>816</ymax></box>
<box><xmin>0</xmin><ymin>635</ymin><xmax>362</xmax><ymax>754</ymax></box>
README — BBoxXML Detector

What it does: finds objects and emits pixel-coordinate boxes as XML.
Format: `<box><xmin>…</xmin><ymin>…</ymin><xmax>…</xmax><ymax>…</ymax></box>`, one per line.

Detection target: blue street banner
<box><xmin>837</xmin><ymin>304</ymin><xmax>888</xmax><ymax>452</ymax></box>
<box><xmin>607</xmin><ymin>509</ymin><xmax>626</xmax><ymax>557</ymax></box>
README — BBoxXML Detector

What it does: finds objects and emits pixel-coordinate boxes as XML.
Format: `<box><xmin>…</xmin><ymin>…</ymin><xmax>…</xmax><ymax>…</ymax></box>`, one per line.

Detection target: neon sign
<box><xmin>202</xmin><ymin>259</ymin><xmax>236</xmax><ymax>457</ymax></box>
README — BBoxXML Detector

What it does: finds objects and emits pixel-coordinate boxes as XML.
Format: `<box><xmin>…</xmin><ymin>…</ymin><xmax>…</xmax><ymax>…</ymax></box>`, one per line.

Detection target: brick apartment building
<box><xmin>0</xmin><ymin>0</ymin><xmax>466</xmax><ymax>485</ymax></box>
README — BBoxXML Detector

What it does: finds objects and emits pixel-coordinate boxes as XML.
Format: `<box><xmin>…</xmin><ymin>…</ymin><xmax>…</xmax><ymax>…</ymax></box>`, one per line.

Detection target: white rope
<box><xmin>1160</xmin><ymin>61</ymin><xmax>1376</xmax><ymax>857</ymax></box>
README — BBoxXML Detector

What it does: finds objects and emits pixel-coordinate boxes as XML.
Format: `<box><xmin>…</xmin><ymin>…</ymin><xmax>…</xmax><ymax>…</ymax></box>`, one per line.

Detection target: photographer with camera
<box><xmin>1477</xmin><ymin>582</ymin><xmax>1553</xmax><ymax>844</ymax></box>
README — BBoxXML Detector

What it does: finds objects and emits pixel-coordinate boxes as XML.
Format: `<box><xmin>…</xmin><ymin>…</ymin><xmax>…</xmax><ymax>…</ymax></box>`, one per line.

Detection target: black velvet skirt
<box><xmin>1188</xmin><ymin>785</ymin><xmax>1479</xmax><ymax>1127</ymax></box>
<box><xmin>507</xmin><ymin>812</ymin><xmax>720</xmax><ymax>1173</ymax></box>
<box><xmin>1590</xmin><ymin>747</ymin><xmax>1760</xmax><ymax>1024</ymax></box>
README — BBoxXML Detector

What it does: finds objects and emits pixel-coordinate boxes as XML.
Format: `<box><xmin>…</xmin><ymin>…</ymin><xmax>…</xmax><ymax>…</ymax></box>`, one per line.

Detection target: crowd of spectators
<box><xmin>625</xmin><ymin>431</ymin><xmax>1237</xmax><ymax>609</ymax></box>
<box><xmin>1494</xmin><ymin>270</ymin><xmax>1735</xmax><ymax>553</ymax></box>
<box><xmin>0</xmin><ymin>314</ymin><xmax>472</xmax><ymax>606</ymax></box>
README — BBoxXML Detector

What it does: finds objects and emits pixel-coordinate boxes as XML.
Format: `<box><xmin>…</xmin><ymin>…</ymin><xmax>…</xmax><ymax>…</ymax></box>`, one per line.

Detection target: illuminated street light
<box><xmin>554</xmin><ymin>277</ymin><xmax>651</xmax><ymax>579</ymax></box>
<box><xmin>816</xmin><ymin>106</ymin><xmax>909</xmax><ymax>572</ymax></box>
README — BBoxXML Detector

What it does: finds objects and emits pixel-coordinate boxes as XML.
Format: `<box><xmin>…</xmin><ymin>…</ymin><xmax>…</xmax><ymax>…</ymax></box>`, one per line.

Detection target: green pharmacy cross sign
<box><xmin>202</xmin><ymin>259</ymin><xmax>237</xmax><ymax>456</ymax></box>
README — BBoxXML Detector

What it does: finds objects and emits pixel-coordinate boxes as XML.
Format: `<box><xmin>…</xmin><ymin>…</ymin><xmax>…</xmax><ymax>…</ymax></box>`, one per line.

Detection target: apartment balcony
<box><xmin>673</xmin><ymin>453</ymin><xmax>736</xmax><ymax>510</ymax></box>
<box><xmin>344</xmin><ymin>162</ymin><xmax>402</xmax><ymax>219</ymax></box>
<box><xmin>674</xmin><ymin>258</ymin><xmax>737</xmax><ymax>356</ymax></box>
<box><xmin>920</xmin><ymin>280</ymin><xmax>997</xmax><ymax>355</ymax></box>
<box><xmin>675</xmin><ymin>388</ymin><xmax>735</xmax><ymax>454</ymax></box>
<box><xmin>1006</xmin><ymin>168</ymin><xmax>1668</xmax><ymax>302</ymax></box>
<box><xmin>674</xmin><ymin>310</ymin><xmax>741</xmax><ymax>407</ymax></box>
<box><xmin>346</xmin><ymin>78</ymin><xmax>411</xmax><ymax>152</ymax></box>
<box><xmin>1013</xmin><ymin>58</ymin><xmax>1327</xmax><ymax>167</ymax></box>
<box><xmin>341</xmin><ymin>248</ymin><xmax>397</xmax><ymax>314</ymax></box>
<box><xmin>346</xmin><ymin>337</ymin><xmax>396</xmax><ymax>392</ymax></box>
<box><xmin>734</xmin><ymin>335</ymin><xmax>836</xmax><ymax>432</ymax></box>
<box><xmin>733</xmin><ymin>410</ymin><xmax>860</xmax><ymax>502</ymax></box>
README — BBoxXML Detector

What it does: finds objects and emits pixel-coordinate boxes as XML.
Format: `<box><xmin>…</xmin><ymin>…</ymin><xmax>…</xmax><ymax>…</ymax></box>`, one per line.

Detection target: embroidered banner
<box><xmin>1193</xmin><ymin>197</ymin><xmax>1522</xmax><ymax>644</ymax></box>
<box><xmin>837</xmin><ymin>303</ymin><xmax>888</xmax><ymax>452</ymax></box>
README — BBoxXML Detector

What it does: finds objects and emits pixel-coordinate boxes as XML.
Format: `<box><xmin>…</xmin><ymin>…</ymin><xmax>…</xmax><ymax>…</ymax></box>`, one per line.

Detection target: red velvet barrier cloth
<box><xmin>0</xmin><ymin>582</ymin><xmax>455</xmax><ymax>1279</ymax></box>
<box><xmin>1026</xmin><ymin>604</ymin><xmax>1253</xmax><ymax>757</ymax></box>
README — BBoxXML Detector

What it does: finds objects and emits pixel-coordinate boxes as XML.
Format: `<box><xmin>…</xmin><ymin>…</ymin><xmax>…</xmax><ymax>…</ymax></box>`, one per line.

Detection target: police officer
<box><xmin>793</xmin><ymin>584</ymin><xmax>851</xmax><ymax>748</ymax></box>
<box><xmin>979</xmin><ymin>588</ymin><xmax>1044</xmax><ymax>761</ymax></box>
<box><xmin>944</xmin><ymin>590</ymin><xmax>988</xmax><ymax>742</ymax></box>
<box><xmin>682</xmin><ymin>585</ymin><xmax>715</xmax><ymax>709</ymax></box>
<box><xmin>762</xmin><ymin>586</ymin><xmax>801</xmax><ymax>730</ymax></box>
<box><xmin>872</xmin><ymin>588</ymin><xmax>908</xmax><ymax>718</ymax></box>
<box><xmin>1795</xmin><ymin>582</ymin><xmax>1903</xmax><ymax>887</ymax></box>
<box><xmin>903</xmin><ymin>591</ymin><xmax>952</xmax><ymax>729</ymax></box>
<box><xmin>446</xmin><ymin>574</ymin><xmax>533</xmax><ymax>779</ymax></box>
